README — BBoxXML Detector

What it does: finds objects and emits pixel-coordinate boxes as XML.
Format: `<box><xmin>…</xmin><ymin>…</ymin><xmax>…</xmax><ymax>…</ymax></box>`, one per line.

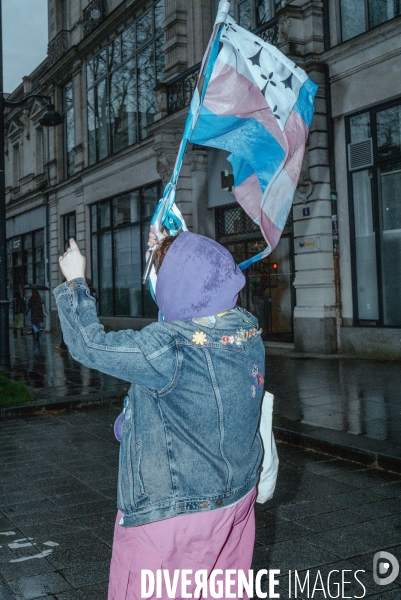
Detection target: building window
<box><xmin>6</xmin><ymin>229</ymin><xmax>45</xmax><ymax>299</ymax></box>
<box><xmin>87</xmin><ymin>0</ymin><xmax>164</xmax><ymax>165</ymax></box>
<box><xmin>63</xmin><ymin>81</ymin><xmax>75</xmax><ymax>177</ymax></box>
<box><xmin>90</xmin><ymin>182</ymin><xmax>161</xmax><ymax>318</ymax></box>
<box><xmin>12</xmin><ymin>144</ymin><xmax>20</xmax><ymax>188</ymax></box>
<box><xmin>347</xmin><ymin>99</ymin><xmax>401</xmax><ymax>328</ymax></box>
<box><xmin>339</xmin><ymin>0</ymin><xmax>401</xmax><ymax>42</ymax></box>
<box><xmin>228</xmin><ymin>0</ymin><xmax>278</xmax><ymax>30</ymax></box>
<box><xmin>63</xmin><ymin>212</ymin><xmax>76</xmax><ymax>251</ymax></box>
<box><xmin>36</xmin><ymin>128</ymin><xmax>44</xmax><ymax>175</ymax></box>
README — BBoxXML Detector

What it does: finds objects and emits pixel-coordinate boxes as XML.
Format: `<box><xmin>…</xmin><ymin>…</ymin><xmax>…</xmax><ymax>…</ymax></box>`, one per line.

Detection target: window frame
<box><xmin>346</xmin><ymin>96</ymin><xmax>401</xmax><ymax>328</ymax></box>
<box><xmin>86</xmin><ymin>0</ymin><xmax>164</xmax><ymax>165</ymax></box>
<box><xmin>63</xmin><ymin>80</ymin><xmax>75</xmax><ymax>179</ymax></box>
<box><xmin>90</xmin><ymin>181</ymin><xmax>162</xmax><ymax>318</ymax></box>
<box><xmin>338</xmin><ymin>0</ymin><xmax>401</xmax><ymax>44</ymax></box>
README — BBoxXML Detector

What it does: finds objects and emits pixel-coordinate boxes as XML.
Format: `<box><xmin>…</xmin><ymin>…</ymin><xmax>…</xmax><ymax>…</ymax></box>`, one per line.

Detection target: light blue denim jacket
<box><xmin>54</xmin><ymin>278</ymin><xmax>264</xmax><ymax>527</ymax></box>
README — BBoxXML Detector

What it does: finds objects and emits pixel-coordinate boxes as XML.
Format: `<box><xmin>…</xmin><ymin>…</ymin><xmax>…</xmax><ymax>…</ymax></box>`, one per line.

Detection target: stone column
<box><xmin>163</xmin><ymin>0</ymin><xmax>188</xmax><ymax>78</ymax></box>
<box><xmin>189</xmin><ymin>146</ymin><xmax>214</xmax><ymax>238</ymax></box>
<box><xmin>278</xmin><ymin>1</ymin><xmax>336</xmax><ymax>353</ymax></box>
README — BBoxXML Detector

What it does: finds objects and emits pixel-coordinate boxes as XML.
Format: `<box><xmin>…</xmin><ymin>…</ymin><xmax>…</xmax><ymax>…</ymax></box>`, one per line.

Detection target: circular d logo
<box><xmin>373</xmin><ymin>551</ymin><xmax>399</xmax><ymax>586</ymax></box>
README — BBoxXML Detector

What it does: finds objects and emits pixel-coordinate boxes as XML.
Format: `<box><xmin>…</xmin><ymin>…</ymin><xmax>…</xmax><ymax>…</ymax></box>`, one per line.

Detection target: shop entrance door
<box><xmin>217</xmin><ymin>204</ymin><xmax>295</xmax><ymax>342</ymax></box>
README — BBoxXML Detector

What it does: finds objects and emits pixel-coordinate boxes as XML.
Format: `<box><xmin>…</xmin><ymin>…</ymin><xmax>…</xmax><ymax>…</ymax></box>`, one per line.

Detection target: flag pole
<box><xmin>143</xmin><ymin>1</ymin><xmax>231</xmax><ymax>284</ymax></box>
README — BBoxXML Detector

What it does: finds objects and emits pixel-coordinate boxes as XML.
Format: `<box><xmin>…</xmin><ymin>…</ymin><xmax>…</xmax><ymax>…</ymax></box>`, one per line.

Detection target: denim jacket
<box><xmin>54</xmin><ymin>278</ymin><xmax>265</xmax><ymax>527</ymax></box>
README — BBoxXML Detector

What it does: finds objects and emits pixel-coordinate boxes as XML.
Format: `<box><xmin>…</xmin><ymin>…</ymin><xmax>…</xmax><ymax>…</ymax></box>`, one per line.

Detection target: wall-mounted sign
<box><xmin>12</xmin><ymin>237</ymin><xmax>22</xmax><ymax>252</ymax></box>
<box><xmin>297</xmin><ymin>236</ymin><xmax>321</xmax><ymax>253</ymax></box>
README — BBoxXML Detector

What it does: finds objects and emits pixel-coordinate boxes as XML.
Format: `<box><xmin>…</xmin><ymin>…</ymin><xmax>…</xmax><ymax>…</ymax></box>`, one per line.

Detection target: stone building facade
<box><xmin>5</xmin><ymin>0</ymin><xmax>401</xmax><ymax>357</ymax></box>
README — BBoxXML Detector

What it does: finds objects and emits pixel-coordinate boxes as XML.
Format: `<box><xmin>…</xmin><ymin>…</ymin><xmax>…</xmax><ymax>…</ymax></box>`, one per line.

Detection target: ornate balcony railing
<box><xmin>166</xmin><ymin>64</ymin><xmax>201</xmax><ymax>115</ymax></box>
<box><xmin>83</xmin><ymin>0</ymin><xmax>105</xmax><ymax>38</ymax></box>
<box><xmin>254</xmin><ymin>18</ymin><xmax>279</xmax><ymax>47</ymax></box>
<box><xmin>48</xmin><ymin>30</ymin><xmax>69</xmax><ymax>67</ymax></box>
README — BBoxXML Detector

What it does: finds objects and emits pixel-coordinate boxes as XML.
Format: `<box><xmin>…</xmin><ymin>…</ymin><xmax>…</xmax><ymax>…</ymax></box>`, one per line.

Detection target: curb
<box><xmin>274</xmin><ymin>426</ymin><xmax>401</xmax><ymax>474</ymax></box>
<box><xmin>0</xmin><ymin>395</ymin><xmax>121</xmax><ymax>420</ymax></box>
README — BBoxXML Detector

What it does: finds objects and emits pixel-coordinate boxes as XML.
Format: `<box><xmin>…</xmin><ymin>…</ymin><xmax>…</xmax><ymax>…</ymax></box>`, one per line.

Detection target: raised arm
<box><xmin>54</xmin><ymin>240</ymin><xmax>176</xmax><ymax>388</ymax></box>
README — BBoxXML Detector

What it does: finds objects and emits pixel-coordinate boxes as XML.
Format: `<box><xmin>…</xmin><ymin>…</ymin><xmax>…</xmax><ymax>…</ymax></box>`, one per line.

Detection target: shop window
<box><xmin>6</xmin><ymin>229</ymin><xmax>45</xmax><ymax>298</ymax></box>
<box><xmin>216</xmin><ymin>203</ymin><xmax>295</xmax><ymax>342</ymax></box>
<box><xmin>87</xmin><ymin>0</ymin><xmax>164</xmax><ymax>164</ymax></box>
<box><xmin>347</xmin><ymin>99</ymin><xmax>401</xmax><ymax>327</ymax></box>
<box><xmin>90</xmin><ymin>182</ymin><xmax>161</xmax><ymax>318</ymax></box>
<box><xmin>339</xmin><ymin>0</ymin><xmax>401</xmax><ymax>42</ymax></box>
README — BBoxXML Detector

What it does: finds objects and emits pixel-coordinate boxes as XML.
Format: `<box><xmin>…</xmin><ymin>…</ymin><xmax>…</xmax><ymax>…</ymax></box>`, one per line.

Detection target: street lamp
<box><xmin>0</xmin><ymin>4</ymin><xmax>63</xmax><ymax>370</ymax></box>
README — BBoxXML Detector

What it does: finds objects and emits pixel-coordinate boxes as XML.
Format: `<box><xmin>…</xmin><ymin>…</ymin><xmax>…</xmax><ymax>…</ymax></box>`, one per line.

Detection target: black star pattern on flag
<box><xmin>261</xmin><ymin>72</ymin><xmax>276</xmax><ymax>95</ymax></box>
<box><xmin>249</xmin><ymin>48</ymin><xmax>262</xmax><ymax>67</ymax></box>
<box><xmin>273</xmin><ymin>106</ymin><xmax>280</xmax><ymax>120</ymax></box>
<box><xmin>281</xmin><ymin>73</ymin><xmax>293</xmax><ymax>90</ymax></box>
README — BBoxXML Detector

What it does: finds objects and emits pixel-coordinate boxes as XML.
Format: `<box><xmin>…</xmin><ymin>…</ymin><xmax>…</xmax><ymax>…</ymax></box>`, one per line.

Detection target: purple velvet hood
<box><xmin>155</xmin><ymin>232</ymin><xmax>245</xmax><ymax>322</ymax></box>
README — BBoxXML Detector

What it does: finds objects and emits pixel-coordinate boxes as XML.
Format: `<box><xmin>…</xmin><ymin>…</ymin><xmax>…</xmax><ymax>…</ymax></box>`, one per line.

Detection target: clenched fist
<box><xmin>59</xmin><ymin>238</ymin><xmax>86</xmax><ymax>282</ymax></box>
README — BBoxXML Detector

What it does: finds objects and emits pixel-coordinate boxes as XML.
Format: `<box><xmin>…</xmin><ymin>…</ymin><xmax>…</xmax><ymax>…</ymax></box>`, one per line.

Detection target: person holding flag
<box><xmin>54</xmin><ymin>1</ymin><xmax>316</xmax><ymax>597</ymax></box>
<box><xmin>56</xmin><ymin>231</ymin><xmax>266</xmax><ymax>599</ymax></box>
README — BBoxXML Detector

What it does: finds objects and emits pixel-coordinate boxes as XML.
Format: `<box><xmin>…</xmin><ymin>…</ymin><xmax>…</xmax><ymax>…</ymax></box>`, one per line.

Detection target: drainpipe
<box><xmin>323</xmin><ymin>0</ymin><xmax>342</xmax><ymax>353</ymax></box>
<box><xmin>45</xmin><ymin>127</ymin><xmax>51</xmax><ymax>331</ymax></box>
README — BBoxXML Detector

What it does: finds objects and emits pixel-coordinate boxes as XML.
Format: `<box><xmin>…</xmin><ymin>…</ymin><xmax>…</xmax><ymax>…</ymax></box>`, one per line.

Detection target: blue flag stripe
<box><xmin>190</xmin><ymin>106</ymin><xmax>286</xmax><ymax>192</ymax></box>
<box><xmin>293</xmin><ymin>79</ymin><xmax>318</xmax><ymax>128</ymax></box>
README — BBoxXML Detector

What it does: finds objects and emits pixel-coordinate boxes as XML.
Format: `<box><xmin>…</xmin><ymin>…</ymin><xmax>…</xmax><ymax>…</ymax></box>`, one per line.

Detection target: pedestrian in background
<box><xmin>55</xmin><ymin>234</ymin><xmax>266</xmax><ymax>600</ymax></box>
<box><xmin>12</xmin><ymin>290</ymin><xmax>26</xmax><ymax>337</ymax></box>
<box><xmin>27</xmin><ymin>289</ymin><xmax>44</xmax><ymax>342</ymax></box>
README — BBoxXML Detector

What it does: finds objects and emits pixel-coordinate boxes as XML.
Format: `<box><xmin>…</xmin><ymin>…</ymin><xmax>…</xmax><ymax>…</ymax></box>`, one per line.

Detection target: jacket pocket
<box><xmin>118</xmin><ymin>429</ymin><xmax>136</xmax><ymax>512</ymax></box>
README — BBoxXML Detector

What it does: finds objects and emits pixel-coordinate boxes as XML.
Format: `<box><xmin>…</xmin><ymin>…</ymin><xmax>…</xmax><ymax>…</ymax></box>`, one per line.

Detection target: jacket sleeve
<box><xmin>54</xmin><ymin>278</ymin><xmax>177</xmax><ymax>389</ymax></box>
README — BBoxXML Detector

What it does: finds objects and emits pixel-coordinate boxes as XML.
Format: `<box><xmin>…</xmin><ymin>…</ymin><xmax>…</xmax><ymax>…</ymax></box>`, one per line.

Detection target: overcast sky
<box><xmin>3</xmin><ymin>0</ymin><xmax>48</xmax><ymax>93</ymax></box>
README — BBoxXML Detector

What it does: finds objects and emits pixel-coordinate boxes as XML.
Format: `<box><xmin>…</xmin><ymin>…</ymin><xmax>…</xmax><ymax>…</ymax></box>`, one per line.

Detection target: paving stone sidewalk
<box><xmin>0</xmin><ymin>405</ymin><xmax>401</xmax><ymax>599</ymax></box>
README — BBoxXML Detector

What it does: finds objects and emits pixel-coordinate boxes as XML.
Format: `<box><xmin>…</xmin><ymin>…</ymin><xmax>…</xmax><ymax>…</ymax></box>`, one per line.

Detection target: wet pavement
<box><xmin>5</xmin><ymin>331</ymin><xmax>401</xmax><ymax>469</ymax></box>
<box><xmin>8</xmin><ymin>332</ymin><xmax>128</xmax><ymax>405</ymax></box>
<box><xmin>0</xmin><ymin>405</ymin><xmax>401</xmax><ymax>598</ymax></box>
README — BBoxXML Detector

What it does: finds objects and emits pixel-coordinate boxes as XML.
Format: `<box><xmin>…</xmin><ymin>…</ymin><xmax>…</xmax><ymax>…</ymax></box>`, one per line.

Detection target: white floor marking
<box><xmin>43</xmin><ymin>541</ymin><xmax>59</xmax><ymax>547</ymax></box>
<box><xmin>8</xmin><ymin>538</ymin><xmax>34</xmax><ymax>549</ymax></box>
<box><xmin>0</xmin><ymin>532</ymin><xmax>15</xmax><ymax>536</ymax></box>
<box><xmin>9</xmin><ymin>549</ymin><xmax>53</xmax><ymax>563</ymax></box>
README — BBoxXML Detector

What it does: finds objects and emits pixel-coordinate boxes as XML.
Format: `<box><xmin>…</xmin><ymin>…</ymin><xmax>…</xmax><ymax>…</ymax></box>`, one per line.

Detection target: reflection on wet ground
<box><xmin>9</xmin><ymin>332</ymin><xmax>128</xmax><ymax>404</ymax></box>
<box><xmin>8</xmin><ymin>331</ymin><xmax>401</xmax><ymax>453</ymax></box>
<box><xmin>266</xmin><ymin>354</ymin><xmax>401</xmax><ymax>452</ymax></box>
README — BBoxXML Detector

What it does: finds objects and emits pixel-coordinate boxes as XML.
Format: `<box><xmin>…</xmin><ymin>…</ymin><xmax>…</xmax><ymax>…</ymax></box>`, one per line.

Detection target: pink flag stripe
<box><xmin>260</xmin><ymin>212</ymin><xmax>283</xmax><ymax>251</ymax></box>
<box><xmin>235</xmin><ymin>173</ymin><xmax>263</xmax><ymax>222</ymax></box>
<box><xmin>204</xmin><ymin>60</ymin><xmax>284</xmax><ymax>147</ymax></box>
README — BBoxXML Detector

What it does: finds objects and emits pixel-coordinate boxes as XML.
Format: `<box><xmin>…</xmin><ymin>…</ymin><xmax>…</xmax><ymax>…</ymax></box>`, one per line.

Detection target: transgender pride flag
<box><xmin>186</xmin><ymin>15</ymin><xmax>318</xmax><ymax>267</ymax></box>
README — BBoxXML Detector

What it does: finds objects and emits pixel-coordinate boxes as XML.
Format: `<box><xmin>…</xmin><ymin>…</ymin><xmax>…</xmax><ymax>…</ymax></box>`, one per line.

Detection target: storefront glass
<box><xmin>91</xmin><ymin>183</ymin><xmax>161</xmax><ymax>318</ymax></box>
<box><xmin>348</xmin><ymin>99</ymin><xmax>401</xmax><ymax>327</ymax></box>
<box><xmin>6</xmin><ymin>228</ymin><xmax>45</xmax><ymax>299</ymax></box>
<box><xmin>217</xmin><ymin>203</ymin><xmax>294</xmax><ymax>341</ymax></box>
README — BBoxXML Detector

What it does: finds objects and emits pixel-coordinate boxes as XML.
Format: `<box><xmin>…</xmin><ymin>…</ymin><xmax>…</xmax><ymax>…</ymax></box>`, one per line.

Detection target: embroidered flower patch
<box><xmin>221</xmin><ymin>327</ymin><xmax>261</xmax><ymax>345</ymax></box>
<box><xmin>192</xmin><ymin>331</ymin><xmax>208</xmax><ymax>346</ymax></box>
<box><xmin>250</xmin><ymin>364</ymin><xmax>264</xmax><ymax>398</ymax></box>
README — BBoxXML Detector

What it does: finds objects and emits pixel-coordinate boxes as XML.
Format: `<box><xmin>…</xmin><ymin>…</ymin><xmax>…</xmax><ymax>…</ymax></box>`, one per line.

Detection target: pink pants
<box><xmin>108</xmin><ymin>489</ymin><xmax>256</xmax><ymax>600</ymax></box>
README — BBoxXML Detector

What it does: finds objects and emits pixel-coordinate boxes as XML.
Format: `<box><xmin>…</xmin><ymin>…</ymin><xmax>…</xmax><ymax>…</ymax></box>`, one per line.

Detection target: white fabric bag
<box><xmin>256</xmin><ymin>391</ymin><xmax>279</xmax><ymax>504</ymax></box>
